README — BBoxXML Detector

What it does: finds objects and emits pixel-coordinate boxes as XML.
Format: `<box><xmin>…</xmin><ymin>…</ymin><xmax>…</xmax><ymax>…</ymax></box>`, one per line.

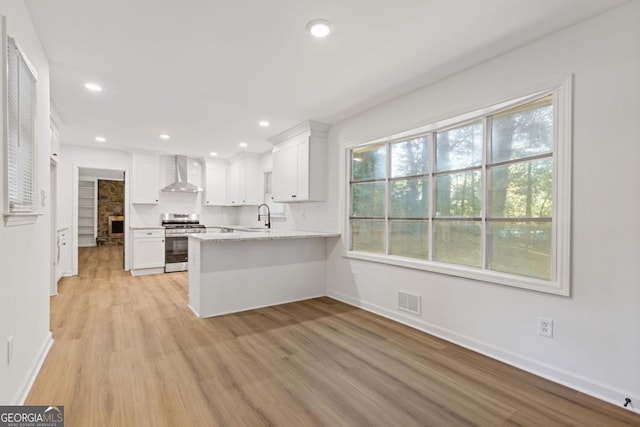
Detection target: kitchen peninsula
<box><xmin>187</xmin><ymin>229</ymin><xmax>339</xmax><ymax>318</ymax></box>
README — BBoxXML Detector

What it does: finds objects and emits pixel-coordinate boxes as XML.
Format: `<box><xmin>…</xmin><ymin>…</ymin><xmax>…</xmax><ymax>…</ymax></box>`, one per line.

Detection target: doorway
<box><xmin>74</xmin><ymin>167</ymin><xmax>127</xmax><ymax>274</ymax></box>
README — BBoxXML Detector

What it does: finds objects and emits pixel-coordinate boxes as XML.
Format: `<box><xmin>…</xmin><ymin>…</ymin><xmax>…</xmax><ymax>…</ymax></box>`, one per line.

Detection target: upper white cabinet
<box><xmin>203</xmin><ymin>160</ymin><xmax>228</xmax><ymax>206</ymax></box>
<box><xmin>269</xmin><ymin>120</ymin><xmax>330</xmax><ymax>203</ymax></box>
<box><xmin>226</xmin><ymin>153</ymin><xmax>260</xmax><ymax>206</ymax></box>
<box><xmin>132</xmin><ymin>153</ymin><xmax>160</xmax><ymax>204</ymax></box>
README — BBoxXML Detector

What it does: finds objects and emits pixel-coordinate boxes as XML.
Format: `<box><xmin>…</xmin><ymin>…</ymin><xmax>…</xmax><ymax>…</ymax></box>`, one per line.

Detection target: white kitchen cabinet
<box><xmin>203</xmin><ymin>161</ymin><xmax>228</xmax><ymax>206</ymax></box>
<box><xmin>132</xmin><ymin>229</ymin><xmax>165</xmax><ymax>274</ymax></box>
<box><xmin>226</xmin><ymin>153</ymin><xmax>260</xmax><ymax>206</ymax></box>
<box><xmin>56</xmin><ymin>228</ymin><xmax>70</xmax><ymax>282</ymax></box>
<box><xmin>269</xmin><ymin>120</ymin><xmax>330</xmax><ymax>202</ymax></box>
<box><xmin>132</xmin><ymin>153</ymin><xmax>160</xmax><ymax>204</ymax></box>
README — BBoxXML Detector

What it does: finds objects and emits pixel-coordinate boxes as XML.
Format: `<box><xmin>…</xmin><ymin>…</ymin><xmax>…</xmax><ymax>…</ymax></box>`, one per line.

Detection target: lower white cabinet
<box><xmin>56</xmin><ymin>228</ymin><xmax>70</xmax><ymax>282</ymax></box>
<box><xmin>132</xmin><ymin>229</ymin><xmax>165</xmax><ymax>273</ymax></box>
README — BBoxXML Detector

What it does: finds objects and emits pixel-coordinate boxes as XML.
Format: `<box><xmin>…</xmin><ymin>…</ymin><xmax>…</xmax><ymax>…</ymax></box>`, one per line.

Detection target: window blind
<box><xmin>7</xmin><ymin>37</ymin><xmax>37</xmax><ymax>213</ymax></box>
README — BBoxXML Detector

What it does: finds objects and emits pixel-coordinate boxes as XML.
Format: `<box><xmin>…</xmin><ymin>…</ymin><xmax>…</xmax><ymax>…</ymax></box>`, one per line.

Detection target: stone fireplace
<box><xmin>97</xmin><ymin>180</ymin><xmax>124</xmax><ymax>246</ymax></box>
<box><xmin>108</xmin><ymin>215</ymin><xmax>124</xmax><ymax>237</ymax></box>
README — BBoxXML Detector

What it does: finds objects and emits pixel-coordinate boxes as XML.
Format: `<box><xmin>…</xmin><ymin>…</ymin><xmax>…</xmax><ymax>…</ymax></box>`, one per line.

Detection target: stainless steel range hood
<box><xmin>161</xmin><ymin>155</ymin><xmax>203</xmax><ymax>193</ymax></box>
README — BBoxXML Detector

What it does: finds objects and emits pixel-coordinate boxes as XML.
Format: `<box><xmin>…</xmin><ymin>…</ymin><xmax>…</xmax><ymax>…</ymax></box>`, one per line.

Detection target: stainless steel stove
<box><xmin>161</xmin><ymin>213</ymin><xmax>206</xmax><ymax>272</ymax></box>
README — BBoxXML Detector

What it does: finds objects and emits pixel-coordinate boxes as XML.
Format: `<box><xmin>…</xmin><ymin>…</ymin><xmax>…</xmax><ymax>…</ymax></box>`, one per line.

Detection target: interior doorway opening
<box><xmin>75</xmin><ymin>167</ymin><xmax>127</xmax><ymax>273</ymax></box>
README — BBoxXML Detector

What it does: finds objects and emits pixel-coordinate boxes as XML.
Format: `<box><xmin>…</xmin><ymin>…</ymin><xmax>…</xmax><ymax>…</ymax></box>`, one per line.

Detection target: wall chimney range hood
<box><xmin>161</xmin><ymin>155</ymin><xmax>203</xmax><ymax>193</ymax></box>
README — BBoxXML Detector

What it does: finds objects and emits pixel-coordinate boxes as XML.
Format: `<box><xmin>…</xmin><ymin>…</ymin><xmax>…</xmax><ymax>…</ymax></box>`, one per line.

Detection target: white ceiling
<box><xmin>25</xmin><ymin>0</ymin><xmax>629</xmax><ymax>159</ymax></box>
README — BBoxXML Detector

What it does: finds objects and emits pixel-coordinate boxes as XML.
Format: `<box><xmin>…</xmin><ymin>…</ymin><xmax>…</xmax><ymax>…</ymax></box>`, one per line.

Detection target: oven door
<box><xmin>165</xmin><ymin>235</ymin><xmax>188</xmax><ymax>272</ymax></box>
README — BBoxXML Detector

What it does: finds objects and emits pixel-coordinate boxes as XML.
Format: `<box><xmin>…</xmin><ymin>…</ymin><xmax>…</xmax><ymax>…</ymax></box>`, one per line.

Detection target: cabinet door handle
<box><xmin>291</xmin><ymin>194</ymin><xmax>297</xmax><ymax>198</ymax></box>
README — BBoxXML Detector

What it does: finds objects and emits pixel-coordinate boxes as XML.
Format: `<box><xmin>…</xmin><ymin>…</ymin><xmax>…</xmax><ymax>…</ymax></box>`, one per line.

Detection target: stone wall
<box><xmin>97</xmin><ymin>180</ymin><xmax>124</xmax><ymax>245</ymax></box>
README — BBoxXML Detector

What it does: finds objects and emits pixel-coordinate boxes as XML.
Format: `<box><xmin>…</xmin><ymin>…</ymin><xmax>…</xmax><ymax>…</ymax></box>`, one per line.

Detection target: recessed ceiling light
<box><xmin>239</xmin><ymin>142</ymin><xmax>248</xmax><ymax>148</ymax></box>
<box><xmin>209</xmin><ymin>152</ymin><xmax>218</xmax><ymax>156</ymax></box>
<box><xmin>158</xmin><ymin>134</ymin><xmax>170</xmax><ymax>140</ymax></box>
<box><xmin>258</xmin><ymin>120</ymin><xmax>270</xmax><ymax>127</ymax></box>
<box><xmin>84</xmin><ymin>83</ymin><xmax>102</xmax><ymax>92</ymax></box>
<box><xmin>95</xmin><ymin>136</ymin><xmax>106</xmax><ymax>142</ymax></box>
<box><xmin>306</xmin><ymin>19</ymin><xmax>333</xmax><ymax>38</ymax></box>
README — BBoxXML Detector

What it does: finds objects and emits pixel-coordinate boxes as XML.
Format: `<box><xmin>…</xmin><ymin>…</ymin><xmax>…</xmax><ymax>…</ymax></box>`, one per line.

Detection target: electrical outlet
<box><xmin>7</xmin><ymin>337</ymin><xmax>13</xmax><ymax>365</ymax></box>
<box><xmin>351</xmin><ymin>271</ymin><xmax>357</xmax><ymax>283</ymax></box>
<box><xmin>538</xmin><ymin>317</ymin><xmax>553</xmax><ymax>338</ymax></box>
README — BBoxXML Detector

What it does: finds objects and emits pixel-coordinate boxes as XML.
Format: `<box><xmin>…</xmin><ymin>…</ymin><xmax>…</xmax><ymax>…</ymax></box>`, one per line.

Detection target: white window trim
<box><xmin>344</xmin><ymin>76</ymin><xmax>572</xmax><ymax>296</ymax></box>
<box><xmin>264</xmin><ymin>170</ymin><xmax>286</xmax><ymax>219</ymax></box>
<box><xmin>2</xmin><ymin>24</ymin><xmax>41</xmax><ymax>227</ymax></box>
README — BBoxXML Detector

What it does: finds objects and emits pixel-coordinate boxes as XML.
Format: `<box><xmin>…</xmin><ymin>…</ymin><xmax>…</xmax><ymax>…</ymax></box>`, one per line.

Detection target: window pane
<box><xmin>488</xmin><ymin>221</ymin><xmax>552</xmax><ymax>280</ymax></box>
<box><xmin>435</xmin><ymin>171</ymin><xmax>482</xmax><ymax>217</ymax></box>
<box><xmin>391</xmin><ymin>136</ymin><xmax>429</xmax><ymax>178</ymax></box>
<box><xmin>352</xmin><ymin>144</ymin><xmax>386</xmax><ymax>181</ymax></box>
<box><xmin>351</xmin><ymin>182</ymin><xmax>386</xmax><ymax>217</ymax></box>
<box><xmin>489</xmin><ymin>158</ymin><xmax>552</xmax><ymax>218</ymax></box>
<box><xmin>433</xmin><ymin>221</ymin><xmax>482</xmax><ymax>267</ymax></box>
<box><xmin>351</xmin><ymin>220</ymin><xmax>386</xmax><ymax>253</ymax></box>
<box><xmin>390</xmin><ymin>220</ymin><xmax>429</xmax><ymax>260</ymax></box>
<box><xmin>492</xmin><ymin>96</ymin><xmax>553</xmax><ymax>163</ymax></box>
<box><xmin>390</xmin><ymin>178</ymin><xmax>429</xmax><ymax>218</ymax></box>
<box><xmin>436</xmin><ymin>121</ymin><xmax>483</xmax><ymax>171</ymax></box>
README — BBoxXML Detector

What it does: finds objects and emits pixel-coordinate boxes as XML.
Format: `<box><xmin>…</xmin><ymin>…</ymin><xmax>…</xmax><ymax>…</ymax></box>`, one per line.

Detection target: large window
<box><xmin>5</xmin><ymin>36</ymin><xmax>37</xmax><ymax>215</ymax></box>
<box><xmin>348</xmin><ymin>84</ymin><xmax>571</xmax><ymax>295</ymax></box>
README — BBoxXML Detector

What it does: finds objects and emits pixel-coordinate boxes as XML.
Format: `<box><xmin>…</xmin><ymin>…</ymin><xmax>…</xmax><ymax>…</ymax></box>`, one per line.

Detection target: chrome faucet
<box><xmin>257</xmin><ymin>203</ymin><xmax>271</xmax><ymax>229</ymax></box>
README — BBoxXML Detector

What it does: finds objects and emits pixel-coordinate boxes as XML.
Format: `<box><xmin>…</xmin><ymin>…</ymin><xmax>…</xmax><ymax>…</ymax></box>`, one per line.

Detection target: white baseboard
<box><xmin>13</xmin><ymin>332</ymin><xmax>53</xmax><ymax>405</ymax></box>
<box><xmin>327</xmin><ymin>290</ymin><xmax>640</xmax><ymax>415</ymax></box>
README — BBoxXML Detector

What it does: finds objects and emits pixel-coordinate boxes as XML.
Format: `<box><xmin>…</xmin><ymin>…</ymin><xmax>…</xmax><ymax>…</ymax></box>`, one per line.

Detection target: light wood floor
<box><xmin>27</xmin><ymin>246</ymin><xmax>639</xmax><ymax>426</ymax></box>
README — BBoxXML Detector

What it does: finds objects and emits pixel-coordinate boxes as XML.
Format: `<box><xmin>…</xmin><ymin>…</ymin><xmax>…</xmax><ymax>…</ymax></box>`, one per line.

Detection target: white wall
<box><xmin>324</xmin><ymin>2</ymin><xmax>640</xmax><ymax>410</ymax></box>
<box><xmin>0</xmin><ymin>0</ymin><xmax>52</xmax><ymax>404</ymax></box>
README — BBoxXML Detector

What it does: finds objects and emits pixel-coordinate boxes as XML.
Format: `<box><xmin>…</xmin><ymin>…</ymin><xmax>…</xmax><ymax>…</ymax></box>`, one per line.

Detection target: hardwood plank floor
<box><xmin>27</xmin><ymin>246</ymin><xmax>640</xmax><ymax>426</ymax></box>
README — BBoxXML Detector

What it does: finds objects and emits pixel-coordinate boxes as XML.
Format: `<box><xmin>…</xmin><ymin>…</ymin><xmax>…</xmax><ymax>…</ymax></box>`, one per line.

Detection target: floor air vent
<box><xmin>398</xmin><ymin>291</ymin><xmax>421</xmax><ymax>316</ymax></box>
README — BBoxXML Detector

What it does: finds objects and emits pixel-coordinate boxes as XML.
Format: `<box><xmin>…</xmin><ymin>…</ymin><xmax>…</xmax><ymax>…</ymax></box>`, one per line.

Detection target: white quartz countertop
<box><xmin>190</xmin><ymin>229</ymin><xmax>340</xmax><ymax>242</ymax></box>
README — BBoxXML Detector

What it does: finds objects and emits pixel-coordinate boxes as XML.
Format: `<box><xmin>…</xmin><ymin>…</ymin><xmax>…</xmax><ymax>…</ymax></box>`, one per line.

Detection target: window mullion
<box><xmin>429</xmin><ymin>131</ymin><xmax>435</xmax><ymax>261</ymax></box>
<box><xmin>482</xmin><ymin>116</ymin><xmax>491</xmax><ymax>270</ymax></box>
<box><xmin>385</xmin><ymin>142</ymin><xmax>391</xmax><ymax>255</ymax></box>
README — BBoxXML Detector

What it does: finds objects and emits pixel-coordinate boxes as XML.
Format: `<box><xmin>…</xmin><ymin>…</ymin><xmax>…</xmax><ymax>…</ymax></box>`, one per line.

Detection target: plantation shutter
<box><xmin>7</xmin><ymin>36</ymin><xmax>37</xmax><ymax>213</ymax></box>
